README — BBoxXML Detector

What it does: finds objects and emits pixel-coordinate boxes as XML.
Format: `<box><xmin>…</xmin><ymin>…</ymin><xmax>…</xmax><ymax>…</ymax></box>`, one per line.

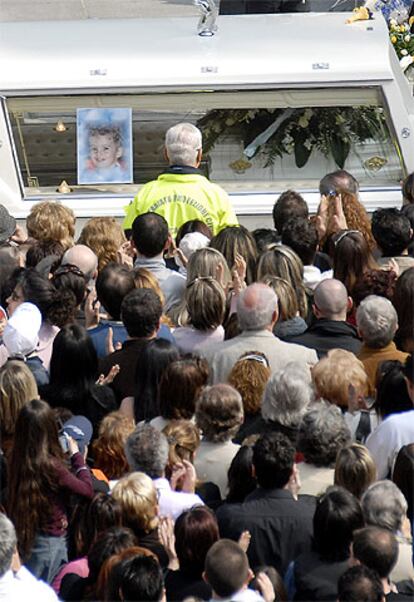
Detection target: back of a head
<box><xmin>49</xmin><ymin>323</ymin><xmax>97</xmax><ymax>388</ymax></box>
<box><xmin>77</xmin><ymin>217</ymin><xmax>126</xmax><ymax>271</ymax></box>
<box><xmin>338</xmin><ymin>565</ymin><xmax>384</xmax><ymax>602</ymax></box>
<box><xmin>165</xmin><ymin>122</ymin><xmax>202</xmax><ymax>167</ymax></box>
<box><xmin>356</xmin><ymin>295</ymin><xmax>398</xmax><ymax>348</ymax></box>
<box><xmin>0</xmin><ymin>360</ymin><xmax>38</xmax><ymax>437</ymax></box>
<box><xmin>272</xmin><ymin>190</ymin><xmax>308</xmax><ymax>233</ymax></box>
<box><xmin>195</xmin><ymin>383</ymin><xmax>243</xmax><ymax>443</ymax></box>
<box><xmin>361</xmin><ymin>480</ymin><xmax>407</xmax><ymax>533</ymax></box>
<box><xmin>112</xmin><ymin>472</ymin><xmax>158</xmax><ymax>534</ymax></box>
<box><xmin>371</xmin><ymin>208</ymin><xmax>412</xmax><ymax>256</ymax></box>
<box><xmin>160</xmin><ymin>356</ymin><xmax>209</xmax><ymax>421</ymax></box>
<box><xmin>228</xmin><ymin>351</ymin><xmax>271</xmax><ymax>417</ymax></box>
<box><xmin>375</xmin><ymin>360</ymin><xmax>413</xmax><ymax>420</ymax></box>
<box><xmin>353</xmin><ymin>526</ymin><xmax>399</xmax><ymax>579</ymax></box>
<box><xmin>312</xmin><ymin>349</ymin><xmax>368</xmax><ymax>409</ymax></box>
<box><xmin>262</xmin><ymin>362</ymin><xmax>312</xmax><ymax>428</ymax></box>
<box><xmin>185</xmin><ymin>276</ymin><xmax>226</xmax><ymax>331</ymax></box>
<box><xmin>125</xmin><ymin>423</ymin><xmax>169</xmax><ymax>478</ymax></box>
<box><xmin>96</xmin><ymin>262</ymin><xmax>135</xmax><ymax>320</ymax></box>
<box><xmin>313</xmin><ymin>486</ymin><xmax>364</xmax><ymax>562</ymax></box>
<box><xmin>334</xmin><ymin>443</ymin><xmax>377</xmax><ymax>499</ymax></box>
<box><xmin>174</xmin><ymin>506</ymin><xmax>219</xmax><ymax>575</ymax></box>
<box><xmin>121</xmin><ymin>288</ymin><xmax>162</xmax><ymax>338</ymax></box>
<box><xmin>26</xmin><ymin>200</ymin><xmax>75</xmax><ymax>250</ymax></box>
<box><xmin>281</xmin><ymin>217</ymin><xmax>318</xmax><ymax>266</ymax></box>
<box><xmin>117</xmin><ymin>554</ymin><xmax>164</xmax><ymax>602</ymax></box>
<box><xmin>204</xmin><ymin>539</ymin><xmax>249</xmax><ymax>598</ymax></box>
<box><xmin>0</xmin><ymin>513</ymin><xmax>17</xmax><ymax>578</ymax></box>
<box><xmin>297</xmin><ymin>403</ymin><xmax>351</xmax><ymax>467</ymax></box>
<box><xmin>237</xmin><ymin>283</ymin><xmax>278</xmax><ymax>331</ymax></box>
<box><xmin>392</xmin><ymin>443</ymin><xmax>414</xmax><ymax>521</ymax></box>
<box><xmin>319</xmin><ymin>170</ymin><xmax>359</xmax><ymax>196</ymax></box>
<box><xmin>314</xmin><ymin>278</ymin><xmax>348</xmax><ymax>319</ymax></box>
<box><xmin>132</xmin><ymin>213</ymin><xmax>169</xmax><ymax>257</ymax></box>
<box><xmin>209</xmin><ymin>225</ymin><xmax>258</xmax><ymax>284</ymax></box>
<box><xmin>61</xmin><ymin>244</ymin><xmax>98</xmax><ymax>282</ymax></box>
<box><xmin>402</xmin><ymin>172</ymin><xmax>414</xmax><ymax>204</ymax></box>
<box><xmin>253</xmin><ymin>431</ymin><xmax>295</xmax><ymax>489</ymax></box>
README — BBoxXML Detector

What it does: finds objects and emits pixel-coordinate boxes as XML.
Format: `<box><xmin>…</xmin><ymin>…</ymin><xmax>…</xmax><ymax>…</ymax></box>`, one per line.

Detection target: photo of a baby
<box><xmin>77</xmin><ymin>108</ymin><xmax>133</xmax><ymax>185</ymax></box>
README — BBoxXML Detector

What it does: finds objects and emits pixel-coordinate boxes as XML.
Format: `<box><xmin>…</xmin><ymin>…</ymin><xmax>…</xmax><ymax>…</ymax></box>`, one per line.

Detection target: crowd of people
<box><xmin>0</xmin><ymin>122</ymin><xmax>413</xmax><ymax>601</ymax></box>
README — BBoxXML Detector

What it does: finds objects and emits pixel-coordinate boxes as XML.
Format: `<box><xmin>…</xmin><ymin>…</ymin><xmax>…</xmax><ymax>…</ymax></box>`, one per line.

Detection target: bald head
<box><xmin>314</xmin><ymin>279</ymin><xmax>349</xmax><ymax>320</ymax></box>
<box><xmin>237</xmin><ymin>283</ymin><xmax>278</xmax><ymax>331</ymax></box>
<box><xmin>62</xmin><ymin>244</ymin><xmax>98</xmax><ymax>283</ymax></box>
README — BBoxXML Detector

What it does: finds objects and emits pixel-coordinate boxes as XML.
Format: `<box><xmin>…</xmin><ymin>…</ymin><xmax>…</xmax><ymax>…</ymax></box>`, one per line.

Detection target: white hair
<box><xmin>0</xmin><ymin>514</ymin><xmax>17</xmax><ymax>578</ymax></box>
<box><xmin>262</xmin><ymin>362</ymin><xmax>313</xmax><ymax>427</ymax></box>
<box><xmin>237</xmin><ymin>283</ymin><xmax>278</xmax><ymax>331</ymax></box>
<box><xmin>362</xmin><ymin>480</ymin><xmax>408</xmax><ymax>532</ymax></box>
<box><xmin>165</xmin><ymin>123</ymin><xmax>202</xmax><ymax>166</ymax></box>
<box><xmin>356</xmin><ymin>295</ymin><xmax>398</xmax><ymax>348</ymax></box>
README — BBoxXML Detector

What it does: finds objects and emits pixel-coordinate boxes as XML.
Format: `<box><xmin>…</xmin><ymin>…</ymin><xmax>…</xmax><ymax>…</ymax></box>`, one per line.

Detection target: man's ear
<box><xmin>202</xmin><ymin>570</ymin><xmax>209</xmax><ymax>585</ymax></box>
<box><xmin>246</xmin><ymin>568</ymin><xmax>254</xmax><ymax>585</ymax></box>
<box><xmin>196</xmin><ymin>148</ymin><xmax>202</xmax><ymax>167</ymax></box>
<box><xmin>313</xmin><ymin>304</ymin><xmax>322</xmax><ymax>319</ymax></box>
<box><xmin>163</xmin><ymin>147</ymin><xmax>170</xmax><ymax>163</ymax></box>
<box><xmin>347</xmin><ymin>296</ymin><xmax>353</xmax><ymax>313</ymax></box>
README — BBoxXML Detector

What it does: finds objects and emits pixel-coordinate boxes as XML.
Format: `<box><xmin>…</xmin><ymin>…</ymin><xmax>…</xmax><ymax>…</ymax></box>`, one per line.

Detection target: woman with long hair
<box><xmin>119</xmin><ymin>338</ymin><xmax>180</xmax><ymax>423</ymax></box>
<box><xmin>7</xmin><ymin>398</ymin><xmax>94</xmax><ymax>583</ymax></box>
<box><xmin>257</xmin><ymin>244</ymin><xmax>309</xmax><ymax>320</ymax></box>
<box><xmin>0</xmin><ymin>359</ymin><xmax>38</xmax><ymax>457</ymax></box>
<box><xmin>332</xmin><ymin>230</ymin><xmax>378</xmax><ymax>298</ymax></box>
<box><xmin>40</xmin><ymin>324</ymin><xmax>116</xmax><ymax>434</ymax></box>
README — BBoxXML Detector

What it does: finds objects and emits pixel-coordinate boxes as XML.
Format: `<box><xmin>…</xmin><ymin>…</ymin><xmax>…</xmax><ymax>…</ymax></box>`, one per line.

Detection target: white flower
<box><xmin>400</xmin><ymin>55</ymin><xmax>413</xmax><ymax>70</ymax></box>
<box><xmin>405</xmin><ymin>35</ymin><xmax>411</xmax><ymax>42</ymax></box>
<box><xmin>401</xmin><ymin>49</ymin><xmax>409</xmax><ymax>56</ymax></box>
<box><xmin>390</xmin><ymin>18</ymin><xmax>398</xmax><ymax>26</ymax></box>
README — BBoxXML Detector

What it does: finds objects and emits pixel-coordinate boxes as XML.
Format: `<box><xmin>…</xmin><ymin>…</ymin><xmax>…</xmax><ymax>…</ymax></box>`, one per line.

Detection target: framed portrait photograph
<box><xmin>77</xmin><ymin>107</ymin><xmax>133</xmax><ymax>185</ymax></box>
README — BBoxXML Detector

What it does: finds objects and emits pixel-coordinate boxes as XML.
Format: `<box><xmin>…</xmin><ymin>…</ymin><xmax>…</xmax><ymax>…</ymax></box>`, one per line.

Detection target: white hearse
<box><xmin>0</xmin><ymin>12</ymin><xmax>413</xmax><ymax>225</ymax></box>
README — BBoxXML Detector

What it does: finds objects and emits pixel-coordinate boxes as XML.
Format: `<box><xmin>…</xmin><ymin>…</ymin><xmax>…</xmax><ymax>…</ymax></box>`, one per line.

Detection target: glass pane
<box><xmin>6</xmin><ymin>89</ymin><xmax>403</xmax><ymax>197</ymax></box>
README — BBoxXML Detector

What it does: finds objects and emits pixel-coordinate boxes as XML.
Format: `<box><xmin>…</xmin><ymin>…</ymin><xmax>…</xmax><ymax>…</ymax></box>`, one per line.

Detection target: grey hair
<box><xmin>361</xmin><ymin>480</ymin><xmax>408</xmax><ymax>533</ymax></box>
<box><xmin>237</xmin><ymin>283</ymin><xmax>278</xmax><ymax>331</ymax></box>
<box><xmin>356</xmin><ymin>295</ymin><xmax>398</xmax><ymax>348</ymax></box>
<box><xmin>262</xmin><ymin>362</ymin><xmax>313</xmax><ymax>427</ymax></box>
<box><xmin>0</xmin><ymin>513</ymin><xmax>17</xmax><ymax>578</ymax></box>
<box><xmin>125</xmin><ymin>424</ymin><xmax>169</xmax><ymax>479</ymax></box>
<box><xmin>297</xmin><ymin>402</ymin><xmax>351</xmax><ymax>467</ymax></box>
<box><xmin>165</xmin><ymin>122</ymin><xmax>202</xmax><ymax>167</ymax></box>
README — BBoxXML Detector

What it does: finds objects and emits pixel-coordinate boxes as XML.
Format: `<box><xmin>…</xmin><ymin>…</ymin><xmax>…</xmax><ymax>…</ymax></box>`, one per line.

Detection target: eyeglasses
<box><xmin>334</xmin><ymin>230</ymin><xmax>362</xmax><ymax>247</ymax></box>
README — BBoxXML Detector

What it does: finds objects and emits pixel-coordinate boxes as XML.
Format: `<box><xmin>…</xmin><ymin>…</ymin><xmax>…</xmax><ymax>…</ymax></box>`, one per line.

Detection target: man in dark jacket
<box><xmin>288</xmin><ymin>278</ymin><xmax>361</xmax><ymax>357</ymax></box>
<box><xmin>216</xmin><ymin>432</ymin><xmax>315</xmax><ymax>576</ymax></box>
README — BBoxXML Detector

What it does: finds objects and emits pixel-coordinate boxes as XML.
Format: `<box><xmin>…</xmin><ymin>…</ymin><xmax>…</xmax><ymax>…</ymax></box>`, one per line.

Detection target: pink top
<box><xmin>51</xmin><ymin>557</ymin><xmax>89</xmax><ymax>593</ymax></box>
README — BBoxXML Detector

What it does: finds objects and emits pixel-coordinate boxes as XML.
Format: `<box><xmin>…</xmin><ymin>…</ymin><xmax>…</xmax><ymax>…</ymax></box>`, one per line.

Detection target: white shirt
<box><xmin>195</xmin><ymin>439</ymin><xmax>240</xmax><ymax>498</ymax></box>
<box><xmin>209</xmin><ymin>587</ymin><xmax>265</xmax><ymax>602</ymax></box>
<box><xmin>366</xmin><ymin>410</ymin><xmax>414</xmax><ymax>479</ymax></box>
<box><xmin>0</xmin><ymin>567</ymin><xmax>58</xmax><ymax>602</ymax></box>
<box><xmin>153</xmin><ymin>477</ymin><xmax>204</xmax><ymax>521</ymax></box>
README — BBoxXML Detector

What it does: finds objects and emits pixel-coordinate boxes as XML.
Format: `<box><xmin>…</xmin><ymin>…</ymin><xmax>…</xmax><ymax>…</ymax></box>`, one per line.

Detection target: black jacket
<box><xmin>287</xmin><ymin>318</ymin><xmax>361</xmax><ymax>358</ymax></box>
<box><xmin>216</xmin><ymin>488</ymin><xmax>315</xmax><ymax>576</ymax></box>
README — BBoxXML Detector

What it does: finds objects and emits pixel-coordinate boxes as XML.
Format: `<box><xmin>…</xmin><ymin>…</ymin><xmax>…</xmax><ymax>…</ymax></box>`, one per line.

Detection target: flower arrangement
<box><xmin>389</xmin><ymin>18</ymin><xmax>414</xmax><ymax>71</ymax></box>
<box><xmin>197</xmin><ymin>106</ymin><xmax>387</xmax><ymax>169</ymax></box>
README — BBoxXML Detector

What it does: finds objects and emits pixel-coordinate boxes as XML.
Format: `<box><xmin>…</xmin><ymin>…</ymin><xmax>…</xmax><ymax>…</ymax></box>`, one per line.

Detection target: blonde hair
<box><xmin>260</xmin><ymin>275</ymin><xmax>299</xmax><ymax>321</ymax></box>
<box><xmin>91</xmin><ymin>411</ymin><xmax>135</xmax><ymax>480</ymax></box>
<box><xmin>26</xmin><ymin>201</ymin><xmax>75</xmax><ymax>250</ymax></box>
<box><xmin>335</xmin><ymin>443</ymin><xmax>377</xmax><ymax>499</ymax></box>
<box><xmin>186</xmin><ymin>248</ymin><xmax>232</xmax><ymax>290</ymax></box>
<box><xmin>0</xmin><ymin>360</ymin><xmax>38</xmax><ymax>436</ymax></box>
<box><xmin>78</xmin><ymin>217</ymin><xmax>126</xmax><ymax>271</ymax></box>
<box><xmin>163</xmin><ymin>419</ymin><xmax>201</xmax><ymax>467</ymax></box>
<box><xmin>133</xmin><ymin>267</ymin><xmax>165</xmax><ymax>306</ymax></box>
<box><xmin>312</xmin><ymin>349</ymin><xmax>368</xmax><ymax>408</ymax></box>
<box><xmin>257</xmin><ymin>245</ymin><xmax>308</xmax><ymax>319</ymax></box>
<box><xmin>112</xmin><ymin>472</ymin><xmax>158</xmax><ymax>533</ymax></box>
<box><xmin>185</xmin><ymin>276</ymin><xmax>226</xmax><ymax>331</ymax></box>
